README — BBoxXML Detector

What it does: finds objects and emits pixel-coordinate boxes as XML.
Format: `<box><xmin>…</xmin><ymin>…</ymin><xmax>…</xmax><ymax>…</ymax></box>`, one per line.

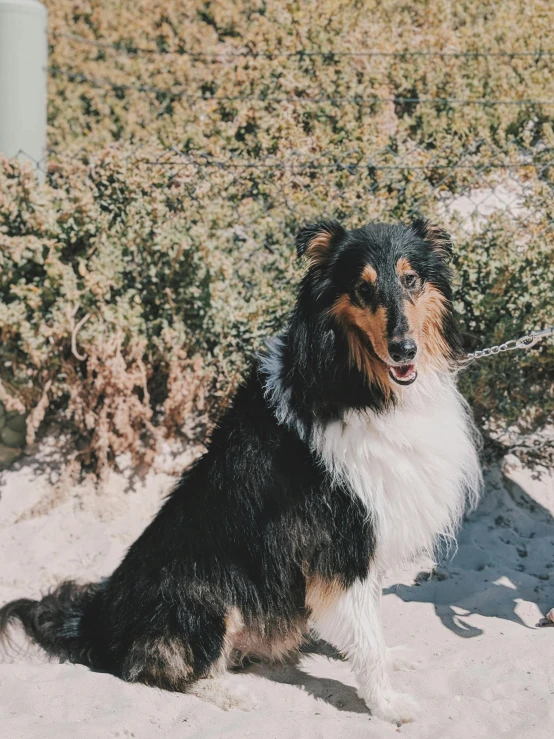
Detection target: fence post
<box><xmin>0</xmin><ymin>0</ymin><xmax>48</xmax><ymax>182</ymax></box>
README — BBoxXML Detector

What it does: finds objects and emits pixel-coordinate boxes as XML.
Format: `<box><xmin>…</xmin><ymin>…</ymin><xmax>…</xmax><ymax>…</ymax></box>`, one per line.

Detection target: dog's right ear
<box><xmin>296</xmin><ymin>220</ymin><xmax>346</xmax><ymax>264</ymax></box>
<box><xmin>410</xmin><ymin>218</ymin><xmax>453</xmax><ymax>260</ymax></box>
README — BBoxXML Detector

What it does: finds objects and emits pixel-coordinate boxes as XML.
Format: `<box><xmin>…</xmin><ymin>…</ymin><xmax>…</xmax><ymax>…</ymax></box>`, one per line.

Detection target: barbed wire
<box><xmin>139</xmin><ymin>158</ymin><xmax>551</xmax><ymax>171</ymax></box>
<box><xmin>14</xmin><ymin>141</ymin><xmax>554</xmax><ymax>173</ymax></box>
<box><xmin>52</xmin><ymin>33</ymin><xmax>554</xmax><ymax>60</ymax></box>
<box><xmin>49</xmin><ymin>66</ymin><xmax>554</xmax><ymax>106</ymax></box>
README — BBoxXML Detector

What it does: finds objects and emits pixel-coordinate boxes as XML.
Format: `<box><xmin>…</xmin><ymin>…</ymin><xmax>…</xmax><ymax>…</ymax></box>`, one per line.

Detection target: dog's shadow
<box><xmin>236</xmin><ymin>638</ymin><xmax>371</xmax><ymax>714</ymax></box>
<box><xmin>384</xmin><ymin>471</ymin><xmax>554</xmax><ymax>639</ymax></box>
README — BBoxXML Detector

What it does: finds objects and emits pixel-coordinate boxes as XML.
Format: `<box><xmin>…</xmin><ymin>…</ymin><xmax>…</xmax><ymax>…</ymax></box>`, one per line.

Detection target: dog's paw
<box><xmin>365</xmin><ymin>691</ymin><xmax>419</xmax><ymax>725</ymax></box>
<box><xmin>189</xmin><ymin>680</ymin><xmax>259</xmax><ymax>711</ymax></box>
<box><xmin>387</xmin><ymin>645</ymin><xmax>418</xmax><ymax>671</ymax></box>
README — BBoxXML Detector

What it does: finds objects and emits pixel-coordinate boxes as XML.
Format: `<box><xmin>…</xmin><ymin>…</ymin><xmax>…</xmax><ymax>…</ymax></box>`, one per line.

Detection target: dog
<box><xmin>0</xmin><ymin>219</ymin><xmax>482</xmax><ymax>724</ymax></box>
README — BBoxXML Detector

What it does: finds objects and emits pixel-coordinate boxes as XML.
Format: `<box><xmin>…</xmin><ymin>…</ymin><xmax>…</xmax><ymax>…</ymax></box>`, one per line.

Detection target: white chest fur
<box><xmin>311</xmin><ymin>372</ymin><xmax>482</xmax><ymax>572</ymax></box>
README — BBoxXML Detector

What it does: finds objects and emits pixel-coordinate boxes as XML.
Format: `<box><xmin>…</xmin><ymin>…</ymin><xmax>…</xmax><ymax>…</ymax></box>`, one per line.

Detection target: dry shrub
<box><xmin>0</xmin><ymin>152</ymin><xmax>226</xmax><ymax>473</ymax></box>
<box><xmin>162</xmin><ymin>352</ymin><xmax>210</xmax><ymax>439</ymax></box>
<box><xmin>63</xmin><ymin>333</ymin><xmax>158</xmax><ymax>470</ymax></box>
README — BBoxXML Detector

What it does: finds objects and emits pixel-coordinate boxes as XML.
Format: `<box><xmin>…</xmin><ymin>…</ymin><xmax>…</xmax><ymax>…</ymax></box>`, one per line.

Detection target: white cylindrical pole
<box><xmin>0</xmin><ymin>0</ymin><xmax>48</xmax><ymax>182</ymax></box>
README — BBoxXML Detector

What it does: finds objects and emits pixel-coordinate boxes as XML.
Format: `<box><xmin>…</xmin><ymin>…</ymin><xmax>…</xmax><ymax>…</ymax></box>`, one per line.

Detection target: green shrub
<box><xmin>0</xmin><ymin>0</ymin><xmax>553</xmax><ymax>471</ymax></box>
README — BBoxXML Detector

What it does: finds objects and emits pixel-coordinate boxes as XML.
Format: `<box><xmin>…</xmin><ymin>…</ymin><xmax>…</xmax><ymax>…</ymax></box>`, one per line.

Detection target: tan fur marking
<box><xmin>305</xmin><ymin>575</ymin><xmax>345</xmax><ymax>619</ymax></box>
<box><xmin>403</xmin><ymin>284</ymin><xmax>450</xmax><ymax>369</ymax></box>
<box><xmin>361</xmin><ymin>264</ymin><xmax>377</xmax><ymax>283</ymax></box>
<box><xmin>306</xmin><ymin>231</ymin><xmax>333</xmax><ymax>266</ymax></box>
<box><xmin>396</xmin><ymin>257</ymin><xmax>414</xmax><ymax>277</ymax></box>
<box><xmin>225</xmin><ymin>607</ymin><xmax>306</xmax><ymax>665</ymax></box>
<box><xmin>207</xmin><ymin>606</ymin><xmax>247</xmax><ymax>676</ymax></box>
<box><xmin>123</xmin><ymin>635</ymin><xmax>194</xmax><ymax>688</ymax></box>
<box><xmin>329</xmin><ymin>295</ymin><xmax>392</xmax><ymax>395</ymax></box>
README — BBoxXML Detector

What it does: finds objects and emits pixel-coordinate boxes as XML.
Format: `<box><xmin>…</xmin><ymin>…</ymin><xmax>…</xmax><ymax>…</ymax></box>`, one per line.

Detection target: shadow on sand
<box><xmin>384</xmin><ymin>469</ymin><xmax>554</xmax><ymax>638</ymax></box>
<box><xmin>249</xmin><ymin>469</ymin><xmax>554</xmax><ymax>712</ymax></box>
<box><xmin>237</xmin><ymin>638</ymin><xmax>371</xmax><ymax>714</ymax></box>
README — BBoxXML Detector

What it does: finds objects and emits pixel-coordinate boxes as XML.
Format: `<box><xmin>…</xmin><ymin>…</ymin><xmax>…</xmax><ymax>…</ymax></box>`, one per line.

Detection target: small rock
<box><xmin>414</xmin><ymin>571</ymin><xmax>430</xmax><ymax>583</ymax></box>
<box><xmin>538</xmin><ymin>609</ymin><xmax>554</xmax><ymax>627</ymax></box>
<box><xmin>1</xmin><ymin>426</ymin><xmax>26</xmax><ymax>448</ymax></box>
<box><xmin>5</xmin><ymin>411</ymin><xmax>26</xmax><ymax>433</ymax></box>
<box><xmin>415</xmin><ymin>567</ymin><xmax>449</xmax><ymax>583</ymax></box>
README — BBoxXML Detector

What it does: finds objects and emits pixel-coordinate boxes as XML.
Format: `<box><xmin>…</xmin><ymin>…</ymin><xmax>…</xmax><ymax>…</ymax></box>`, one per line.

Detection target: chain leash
<box><xmin>464</xmin><ymin>326</ymin><xmax>554</xmax><ymax>362</ymax></box>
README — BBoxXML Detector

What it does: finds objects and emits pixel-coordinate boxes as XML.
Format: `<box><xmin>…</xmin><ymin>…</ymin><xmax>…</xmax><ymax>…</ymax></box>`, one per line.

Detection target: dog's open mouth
<box><xmin>388</xmin><ymin>363</ymin><xmax>418</xmax><ymax>386</ymax></box>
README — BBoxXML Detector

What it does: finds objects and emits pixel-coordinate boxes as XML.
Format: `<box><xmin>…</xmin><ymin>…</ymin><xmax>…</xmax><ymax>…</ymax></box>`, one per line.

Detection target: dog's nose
<box><xmin>388</xmin><ymin>338</ymin><xmax>417</xmax><ymax>363</ymax></box>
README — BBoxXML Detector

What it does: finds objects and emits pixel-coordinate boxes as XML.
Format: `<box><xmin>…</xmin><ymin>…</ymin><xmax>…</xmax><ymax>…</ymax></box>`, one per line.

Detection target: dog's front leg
<box><xmin>309</xmin><ymin>575</ymin><xmax>417</xmax><ymax>724</ymax></box>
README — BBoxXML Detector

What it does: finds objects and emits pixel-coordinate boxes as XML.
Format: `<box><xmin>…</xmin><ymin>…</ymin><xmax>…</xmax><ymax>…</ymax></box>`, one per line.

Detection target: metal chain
<box><xmin>464</xmin><ymin>326</ymin><xmax>554</xmax><ymax>362</ymax></box>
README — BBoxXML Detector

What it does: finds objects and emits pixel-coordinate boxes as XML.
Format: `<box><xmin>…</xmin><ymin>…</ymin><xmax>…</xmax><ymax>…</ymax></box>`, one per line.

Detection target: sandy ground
<box><xmin>0</xmin><ymin>440</ymin><xmax>553</xmax><ymax>739</ymax></box>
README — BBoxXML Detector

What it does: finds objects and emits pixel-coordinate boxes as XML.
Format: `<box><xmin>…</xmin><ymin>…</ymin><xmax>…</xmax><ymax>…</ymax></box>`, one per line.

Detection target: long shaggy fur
<box><xmin>0</xmin><ymin>219</ymin><xmax>482</xmax><ymax>724</ymax></box>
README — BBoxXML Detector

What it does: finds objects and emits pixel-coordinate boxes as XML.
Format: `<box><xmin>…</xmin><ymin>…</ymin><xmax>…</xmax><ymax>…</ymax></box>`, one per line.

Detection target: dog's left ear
<box><xmin>296</xmin><ymin>220</ymin><xmax>346</xmax><ymax>264</ymax></box>
<box><xmin>410</xmin><ymin>218</ymin><xmax>453</xmax><ymax>259</ymax></box>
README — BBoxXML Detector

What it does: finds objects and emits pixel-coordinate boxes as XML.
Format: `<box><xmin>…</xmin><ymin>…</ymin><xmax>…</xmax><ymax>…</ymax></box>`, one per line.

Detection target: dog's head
<box><xmin>296</xmin><ymin>219</ymin><xmax>461</xmax><ymax>393</ymax></box>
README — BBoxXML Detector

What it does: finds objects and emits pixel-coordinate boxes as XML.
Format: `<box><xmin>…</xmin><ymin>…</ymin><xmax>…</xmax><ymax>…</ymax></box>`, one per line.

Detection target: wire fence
<box><xmin>3</xmin><ymin>26</ymin><xmax>554</xmax><ymax>468</ymax></box>
<box><xmin>24</xmin><ymin>35</ymin><xmax>554</xmax><ymax>275</ymax></box>
<box><xmin>7</xmin><ymin>134</ymin><xmax>554</xmax><ymax>463</ymax></box>
<box><xmin>5</xmin><ymin>28</ymin><xmax>554</xmax><ymax>268</ymax></box>
<box><xmin>43</xmin><ymin>33</ymin><xmax>554</xmax><ymax>261</ymax></box>
<box><xmin>48</xmin><ymin>62</ymin><xmax>554</xmax><ymax>106</ymax></box>
<box><xmin>19</xmin><ymin>139</ymin><xmax>553</xmax><ymax>252</ymax></box>
<box><xmin>52</xmin><ymin>32</ymin><xmax>554</xmax><ymax>59</ymax></box>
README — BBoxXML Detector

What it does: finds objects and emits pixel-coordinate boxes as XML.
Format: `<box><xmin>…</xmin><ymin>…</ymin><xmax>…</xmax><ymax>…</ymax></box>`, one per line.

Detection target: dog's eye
<box><xmin>402</xmin><ymin>272</ymin><xmax>419</xmax><ymax>290</ymax></box>
<box><xmin>357</xmin><ymin>281</ymin><xmax>372</xmax><ymax>299</ymax></box>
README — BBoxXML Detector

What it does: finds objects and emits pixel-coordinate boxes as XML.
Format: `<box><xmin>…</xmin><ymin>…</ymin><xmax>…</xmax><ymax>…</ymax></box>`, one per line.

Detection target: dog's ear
<box><xmin>410</xmin><ymin>218</ymin><xmax>453</xmax><ymax>259</ymax></box>
<box><xmin>296</xmin><ymin>220</ymin><xmax>346</xmax><ymax>264</ymax></box>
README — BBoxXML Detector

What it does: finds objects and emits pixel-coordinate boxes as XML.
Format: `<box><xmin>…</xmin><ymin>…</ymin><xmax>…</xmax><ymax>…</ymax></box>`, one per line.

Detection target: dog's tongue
<box><xmin>391</xmin><ymin>364</ymin><xmax>415</xmax><ymax>379</ymax></box>
<box><xmin>388</xmin><ymin>363</ymin><xmax>417</xmax><ymax>385</ymax></box>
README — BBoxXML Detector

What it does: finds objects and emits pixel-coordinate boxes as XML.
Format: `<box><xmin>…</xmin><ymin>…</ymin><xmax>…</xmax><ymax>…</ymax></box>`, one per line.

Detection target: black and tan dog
<box><xmin>0</xmin><ymin>219</ymin><xmax>482</xmax><ymax>723</ymax></box>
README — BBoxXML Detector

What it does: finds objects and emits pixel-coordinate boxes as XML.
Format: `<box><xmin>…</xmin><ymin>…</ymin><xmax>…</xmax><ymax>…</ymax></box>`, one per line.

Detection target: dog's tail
<box><xmin>0</xmin><ymin>580</ymin><xmax>105</xmax><ymax>666</ymax></box>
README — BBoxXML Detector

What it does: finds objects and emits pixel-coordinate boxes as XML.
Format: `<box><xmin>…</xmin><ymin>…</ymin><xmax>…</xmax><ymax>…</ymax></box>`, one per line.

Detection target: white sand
<box><xmin>1</xmin><ymin>440</ymin><xmax>553</xmax><ymax>738</ymax></box>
